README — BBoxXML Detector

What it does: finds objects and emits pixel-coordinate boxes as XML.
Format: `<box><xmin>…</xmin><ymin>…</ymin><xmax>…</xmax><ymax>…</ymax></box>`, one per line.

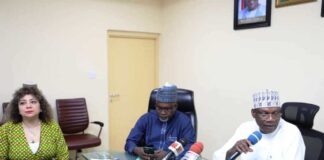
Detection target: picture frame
<box><xmin>322</xmin><ymin>0</ymin><xmax>324</xmax><ymax>17</ymax></box>
<box><xmin>275</xmin><ymin>0</ymin><xmax>316</xmax><ymax>8</ymax></box>
<box><xmin>234</xmin><ymin>0</ymin><xmax>271</xmax><ymax>30</ymax></box>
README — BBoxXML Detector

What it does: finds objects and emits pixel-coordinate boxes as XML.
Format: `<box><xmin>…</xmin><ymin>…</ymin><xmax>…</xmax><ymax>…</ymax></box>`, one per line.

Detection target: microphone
<box><xmin>228</xmin><ymin>131</ymin><xmax>262</xmax><ymax>160</ymax></box>
<box><xmin>180</xmin><ymin>142</ymin><xmax>204</xmax><ymax>160</ymax></box>
<box><xmin>162</xmin><ymin>138</ymin><xmax>188</xmax><ymax>160</ymax></box>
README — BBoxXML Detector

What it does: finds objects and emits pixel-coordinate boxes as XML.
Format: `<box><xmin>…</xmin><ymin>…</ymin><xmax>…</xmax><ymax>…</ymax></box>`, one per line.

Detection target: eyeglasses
<box><xmin>255</xmin><ymin>111</ymin><xmax>282</xmax><ymax>119</ymax></box>
<box><xmin>155</xmin><ymin>105</ymin><xmax>176</xmax><ymax>112</ymax></box>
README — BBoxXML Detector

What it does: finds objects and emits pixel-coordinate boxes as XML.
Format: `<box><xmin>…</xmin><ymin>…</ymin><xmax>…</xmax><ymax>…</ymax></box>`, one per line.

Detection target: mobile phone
<box><xmin>143</xmin><ymin>146</ymin><xmax>155</xmax><ymax>154</ymax></box>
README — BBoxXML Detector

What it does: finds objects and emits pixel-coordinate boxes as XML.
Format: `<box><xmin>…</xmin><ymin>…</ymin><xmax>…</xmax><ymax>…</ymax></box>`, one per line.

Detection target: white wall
<box><xmin>1</xmin><ymin>0</ymin><xmax>324</xmax><ymax>159</ymax></box>
<box><xmin>0</xmin><ymin>0</ymin><xmax>161</xmax><ymax>152</ymax></box>
<box><xmin>160</xmin><ymin>0</ymin><xmax>324</xmax><ymax>158</ymax></box>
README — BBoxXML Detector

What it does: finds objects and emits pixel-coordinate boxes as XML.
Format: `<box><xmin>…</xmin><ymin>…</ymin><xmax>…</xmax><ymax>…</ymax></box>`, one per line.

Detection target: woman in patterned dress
<box><xmin>0</xmin><ymin>85</ymin><xmax>69</xmax><ymax>160</ymax></box>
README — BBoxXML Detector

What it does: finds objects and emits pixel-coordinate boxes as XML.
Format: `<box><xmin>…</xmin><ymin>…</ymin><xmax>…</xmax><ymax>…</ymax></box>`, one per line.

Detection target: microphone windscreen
<box><xmin>190</xmin><ymin>142</ymin><xmax>204</xmax><ymax>154</ymax></box>
<box><xmin>167</xmin><ymin>138</ymin><xmax>188</xmax><ymax>157</ymax></box>
<box><xmin>247</xmin><ymin>131</ymin><xmax>262</xmax><ymax>145</ymax></box>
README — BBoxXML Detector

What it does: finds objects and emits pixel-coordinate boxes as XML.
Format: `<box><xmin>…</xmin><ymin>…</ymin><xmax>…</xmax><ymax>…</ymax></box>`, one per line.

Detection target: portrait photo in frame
<box><xmin>234</xmin><ymin>0</ymin><xmax>271</xmax><ymax>30</ymax></box>
<box><xmin>322</xmin><ymin>0</ymin><xmax>324</xmax><ymax>17</ymax></box>
<box><xmin>275</xmin><ymin>0</ymin><xmax>317</xmax><ymax>8</ymax></box>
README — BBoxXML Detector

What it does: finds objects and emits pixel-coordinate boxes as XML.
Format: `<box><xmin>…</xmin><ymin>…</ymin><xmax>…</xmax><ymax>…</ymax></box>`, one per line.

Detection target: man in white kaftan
<box><xmin>213</xmin><ymin>89</ymin><xmax>305</xmax><ymax>160</ymax></box>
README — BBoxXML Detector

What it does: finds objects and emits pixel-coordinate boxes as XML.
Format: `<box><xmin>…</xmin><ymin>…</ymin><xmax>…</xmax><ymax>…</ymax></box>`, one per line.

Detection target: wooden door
<box><xmin>108</xmin><ymin>31</ymin><xmax>159</xmax><ymax>151</ymax></box>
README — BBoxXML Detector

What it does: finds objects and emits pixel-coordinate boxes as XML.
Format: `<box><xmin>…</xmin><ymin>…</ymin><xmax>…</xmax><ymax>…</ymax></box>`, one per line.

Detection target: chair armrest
<box><xmin>92</xmin><ymin>121</ymin><xmax>104</xmax><ymax>127</ymax></box>
<box><xmin>91</xmin><ymin>121</ymin><xmax>104</xmax><ymax>137</ymax></box>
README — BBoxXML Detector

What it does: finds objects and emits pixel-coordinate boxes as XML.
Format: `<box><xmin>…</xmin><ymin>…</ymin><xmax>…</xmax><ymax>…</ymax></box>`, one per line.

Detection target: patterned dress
<box><xmin>0</xmin><ymin>121</ymin><xmax>69</xmax><ymax>160</ymax></box>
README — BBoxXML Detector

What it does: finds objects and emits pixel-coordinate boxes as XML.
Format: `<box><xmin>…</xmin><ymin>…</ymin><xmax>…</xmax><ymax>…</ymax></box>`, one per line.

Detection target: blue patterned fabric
<box><xmin>156</xmin><ymin>83</ymin><xmax>177</xmax><ymax>103</ymax></box>
<box><xmin>125</xmin><ymin>111</ymin><xmax>196</xmax><ymax>159</ymax></box>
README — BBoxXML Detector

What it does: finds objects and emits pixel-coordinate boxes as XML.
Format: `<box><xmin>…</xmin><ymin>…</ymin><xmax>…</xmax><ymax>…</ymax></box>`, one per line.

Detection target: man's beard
<box><xmin>159</xmin><ymin>117</ymin><xmax>168</xmax><ymax>122</ymax></box>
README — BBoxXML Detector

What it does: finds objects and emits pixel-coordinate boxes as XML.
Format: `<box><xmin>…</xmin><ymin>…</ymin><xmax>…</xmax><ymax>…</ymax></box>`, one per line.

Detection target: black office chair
<box><xmin>148</xmin><ymin>88</ymin><xmax>197</xmax><ymax>136</ymax></box>
<box><xmin>281</xmin><ymin>102</ymin><xmax>324</xmax><ymax>160</ymax></box>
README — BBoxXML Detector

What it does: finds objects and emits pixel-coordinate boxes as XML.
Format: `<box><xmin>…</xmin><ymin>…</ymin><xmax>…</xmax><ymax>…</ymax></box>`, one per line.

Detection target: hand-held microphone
<box><xmin>180</xmin><ymin>142</ymin><xmax>204</xmax><ymax>160</ymax></box>
<box><xmin>228</xmin><ymin>131</ymin><xmax>262</xmax><ymax>160</ymax></box>
<box><xmin>162</xmin><ymin>139</ymin><xmax>188</xmax><ymax>160</ymax></box>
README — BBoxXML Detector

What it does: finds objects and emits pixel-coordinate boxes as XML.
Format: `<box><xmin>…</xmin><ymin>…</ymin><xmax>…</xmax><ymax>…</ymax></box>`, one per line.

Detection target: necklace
<box><xmin>23</xmin><ymin>122</ymin><xmax>40</xmax><ymax>144</ymax></box>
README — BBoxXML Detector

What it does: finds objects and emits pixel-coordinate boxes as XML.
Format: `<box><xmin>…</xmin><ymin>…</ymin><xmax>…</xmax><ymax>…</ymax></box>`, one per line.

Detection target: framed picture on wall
<box><xmin>275</xmin><ymin>0</ymin><xmax>316</xmax><ymax>8</ymax></box>
<box><xmin>234</xmin><ymin>0</ymin><xmax>271</xmax><ymax>30</ymax></box>
<box><xmin>322</xmin><ymin>0</ymin><xmax>324</xmax><ymax>17</ymax></box>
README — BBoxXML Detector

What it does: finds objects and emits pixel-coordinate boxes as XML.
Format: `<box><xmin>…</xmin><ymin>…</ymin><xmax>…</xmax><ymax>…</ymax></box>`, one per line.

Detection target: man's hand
<box><xmin>225</xmin><ymin>139</ymin><xmax>253</xmax><ymax>159</ymax></box>
<box><xmin>153</xmin><ymin>149</ymin><xmax>167</xmax><ymax>160</ymax></box>
<box><xmin>133</xmin><ymin>147</ymin><xmax>154</xmax><ymax>160</ymax></box>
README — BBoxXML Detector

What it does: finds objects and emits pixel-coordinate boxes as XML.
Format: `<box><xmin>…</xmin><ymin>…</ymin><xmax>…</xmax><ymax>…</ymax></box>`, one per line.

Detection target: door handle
<box><xmin>109</xmin><ymin>93</ymin><xmax>120</xmax><ymax>102</ymax></box>
<box><xmin>109</xmin><ymin>93</ymin><xmax>120</xmax><ymax>97</ymax></box>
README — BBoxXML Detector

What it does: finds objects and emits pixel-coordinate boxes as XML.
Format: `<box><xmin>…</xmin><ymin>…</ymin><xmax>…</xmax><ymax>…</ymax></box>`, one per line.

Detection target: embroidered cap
<box><xmin>252</xmin><ymin>89</ymin><xmax>280</xmax><ymax>109</ymax></box>
<box><xmin>156</xmin><ymin>82</ymin><xmax>177</xmax><ymax>103</ymax></box>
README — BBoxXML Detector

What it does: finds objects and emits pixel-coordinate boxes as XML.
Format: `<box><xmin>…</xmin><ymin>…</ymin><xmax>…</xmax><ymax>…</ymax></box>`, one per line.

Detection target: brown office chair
<box><xmin>0</xmin><ymin>102</ymin><xmax>9</xmax><ymax>126</ymax></box>
<box><xmin>281</xmin><ymin>102</ymin><xmax>324</xmax><ymax>160</ymax></box>
<box><xmin>56</xmin><ymin>98</ymin><xmax>104</xmax><ymax>158</ymax></box>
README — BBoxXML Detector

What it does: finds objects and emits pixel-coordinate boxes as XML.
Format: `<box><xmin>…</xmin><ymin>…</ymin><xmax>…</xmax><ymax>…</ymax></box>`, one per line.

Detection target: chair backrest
<box><xmin>281</xmin><ymin>102</ymin><xmax>324</xmax><ymax>160</ymax></box>
<box><xmin>56</xmin><ymin>98</ymin><xmax>89</xmax><ymax>134</ymax></box>
<box><xmin>281</xmin><ymin>102</ymin><xmax>319</xmax><ymax>129</ymax></box>
<box><xmin>0</xmin><ymin>102</ymin><xmax>9</xmax><ymax>125</ymax></box>
<box><xmin>148</xmin><ymin>88</ymin><xmax>197</xmax><ymax>134</ymax></box>
<box><xmin>2</xmin><ymin>102</ymin><xmax>9</xmax><ymax>113</ymax></box>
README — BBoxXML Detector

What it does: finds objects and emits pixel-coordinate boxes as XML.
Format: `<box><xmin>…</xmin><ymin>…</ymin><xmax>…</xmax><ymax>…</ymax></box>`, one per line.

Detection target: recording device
<box><xmin>180</xmin><ymin>142</ymin><xmax>204</xmax><ymax>160</ymax></box>
<box><xmin>162</xmin><ymin>138</ymin><xmax>188</xmax><ymax>160</ymax></box>
<box><xmin>228</xmin><ymin>131</ymin><xmax>262</xmax><ymax>160</ymax></box>
<box><xmin>144</xmin><ymin>146</ymin><xmax>155</xmax><ymax>154</ymax></box>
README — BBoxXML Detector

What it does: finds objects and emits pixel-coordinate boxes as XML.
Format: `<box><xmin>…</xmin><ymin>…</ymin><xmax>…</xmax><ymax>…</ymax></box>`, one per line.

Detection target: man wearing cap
<box><xmin>239</xmin><ymin>0</ymin><xmax>266</xmax><ymax>20</ymax></box>
<box><xmin>213</xmin><ymin>89</ymin><xmax>305</xmax><ymax>160</ymax></box>
<box><xmin>125</xmin><ymin>83</ymin><xmax>196</xmax><ymax>160</ymax></box>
